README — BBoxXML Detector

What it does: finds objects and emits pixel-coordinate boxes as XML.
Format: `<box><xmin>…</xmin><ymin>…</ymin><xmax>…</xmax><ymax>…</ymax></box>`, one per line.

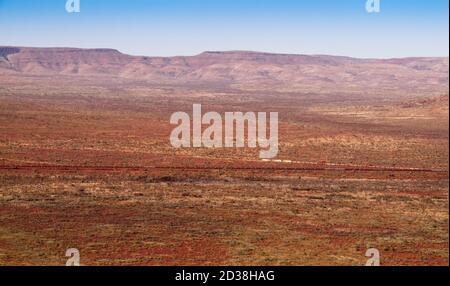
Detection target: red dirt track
<box><xmin>0</xmin><ymin>163</ymin><xmax>448</xmax><ymax>173</ymax></box>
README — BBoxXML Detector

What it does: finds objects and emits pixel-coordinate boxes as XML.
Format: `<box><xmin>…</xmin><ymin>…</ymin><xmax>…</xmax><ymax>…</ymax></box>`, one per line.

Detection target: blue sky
<box><xmin>0</xmin><ymin>0</ymin><xmax>448</xmax><ymax>58</ymax></box>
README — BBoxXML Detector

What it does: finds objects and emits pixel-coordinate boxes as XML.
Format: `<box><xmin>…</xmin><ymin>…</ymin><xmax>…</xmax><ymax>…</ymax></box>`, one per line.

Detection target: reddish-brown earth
<box><xmin>0</xmin><ymin>47</ymin><xmax>448</xmax><ymax>265</ymax></box>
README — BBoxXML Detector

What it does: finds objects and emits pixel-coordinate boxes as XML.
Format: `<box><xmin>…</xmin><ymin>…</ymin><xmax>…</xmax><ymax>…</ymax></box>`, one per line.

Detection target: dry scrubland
<box><xmin>0</xmin><ymin>48</ymin><xmax>448</xmax><ymax>265</ymax></box>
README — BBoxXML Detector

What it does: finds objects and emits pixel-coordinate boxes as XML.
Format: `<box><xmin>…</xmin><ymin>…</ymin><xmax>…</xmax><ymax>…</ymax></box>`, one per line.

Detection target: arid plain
<box><xmin>0</xmin><ymin>47</ymin><xmax>448</xmax><ymax>265</ymax></box>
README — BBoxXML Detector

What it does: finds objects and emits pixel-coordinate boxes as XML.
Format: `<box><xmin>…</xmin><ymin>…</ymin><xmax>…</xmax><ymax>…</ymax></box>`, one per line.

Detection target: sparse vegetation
<box><xmin>0</xmin><ymin>51</ymin><xmax>448</xmax><ymax>266</ymax></box>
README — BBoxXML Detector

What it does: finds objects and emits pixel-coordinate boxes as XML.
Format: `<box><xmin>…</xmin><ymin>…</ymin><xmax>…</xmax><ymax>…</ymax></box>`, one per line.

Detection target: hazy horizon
<box><xmin>0</xmin><ymin>0</ymin><xmax>448</xmax><ymax>58</ymax></box>
<box><xmin>2</xmin><ymin>45</ymin><xmax>449</xmax><ymax>60</ymax></box>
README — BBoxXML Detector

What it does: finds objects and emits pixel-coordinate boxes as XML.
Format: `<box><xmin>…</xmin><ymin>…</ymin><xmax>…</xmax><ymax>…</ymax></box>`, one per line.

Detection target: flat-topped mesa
<box><xmin>0</xmin><ymin>47</ymin><xmax>21</xmax><ymax>60</ymax></box>
<box><xmin>0</xmin><ymin>46</ymin><xmax>132</xmax><ymax>74</ymax></box>
<box><xmin>0</xmin><ymin>46</ymin><xmax>447</xmax><ymax>94</ymax></box>
<box><xmin>195</xmin><ymin>50</ymin><xmax>350</xmax><ymax>65</ymax></box>
<box><xmin>13</xmin><ymin>47</ymin><xmax>125</xmax><ymax>59</ymax></box>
